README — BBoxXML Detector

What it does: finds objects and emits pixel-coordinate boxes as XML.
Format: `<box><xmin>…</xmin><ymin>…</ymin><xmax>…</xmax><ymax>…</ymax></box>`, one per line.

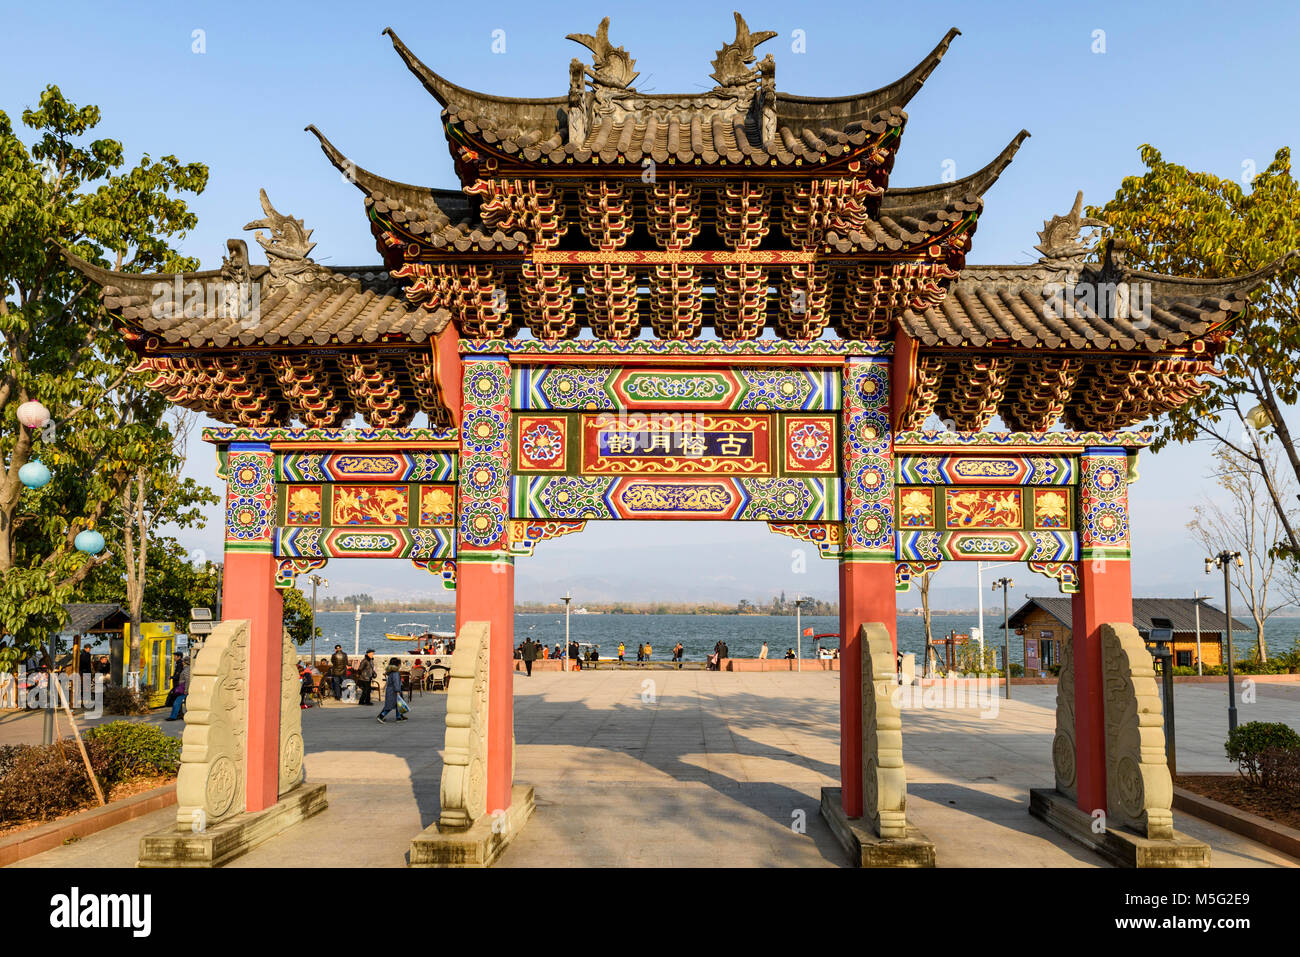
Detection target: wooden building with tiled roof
<box><xmin>1007</xmin><ymin>596</ymin><xmax>1251</xmax><ymax>673</ymax></box>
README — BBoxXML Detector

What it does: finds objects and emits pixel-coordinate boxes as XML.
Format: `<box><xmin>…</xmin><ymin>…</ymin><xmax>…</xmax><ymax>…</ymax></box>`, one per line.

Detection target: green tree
<box><xmin>0</xmin><ymin>86</ymin><xmax>208</xmax><ymax>669</ymax></box>
<box><xmin>282</xmin><ymin>586</ymin><xmax>314</xmax><ymax>646</ymax></box>
<box><xmin>1090</xmin><ymin>146</ymin><xmax>1300</xmax><ymax>557</ymax></box>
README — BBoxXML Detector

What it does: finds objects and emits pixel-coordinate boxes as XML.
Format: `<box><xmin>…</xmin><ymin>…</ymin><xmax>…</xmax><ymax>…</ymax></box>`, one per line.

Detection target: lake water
<box><xmin>310</xmin><ymin>610</ymin><xmax>1292</xmax><ymax>667</ymax></box>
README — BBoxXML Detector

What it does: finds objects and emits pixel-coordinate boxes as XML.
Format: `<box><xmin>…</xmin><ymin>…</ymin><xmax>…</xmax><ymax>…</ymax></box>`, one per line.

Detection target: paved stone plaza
<box><xmin>6</xmin><ymin>673</ymin><xmax>1298</xmax><ymax>868</ymax></box>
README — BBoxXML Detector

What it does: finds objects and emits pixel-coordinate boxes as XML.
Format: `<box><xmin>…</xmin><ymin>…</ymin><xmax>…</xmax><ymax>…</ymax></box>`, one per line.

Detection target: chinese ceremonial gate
<box><xmin>73</xmin><ymin>15</ymin><xmax>1283</xmax><ymax>863</ymax></box>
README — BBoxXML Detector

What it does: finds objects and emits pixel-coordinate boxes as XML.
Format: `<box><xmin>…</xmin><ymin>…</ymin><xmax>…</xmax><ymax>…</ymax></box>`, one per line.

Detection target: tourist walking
<box><xmin>165</xmin><ymin>653</ymin><xmax>189</xmax><ymax>721</ymax></box>
<box><xmin>644</xmin><ymin>642</ymin><xmax>652</xmax><ymax>660</ymax></box>
<box><xmin>618</xmin><ymin>641</ymin><xmax>625</xmax><ymax>662</ymax></box>
<box><xmin>569</xmin><ymin>640</ymin><xmax>581</xmax><ymax>671</ymax></box>
<box><xmin>759</xmin><ymin>641</ymin><xmax>768</xmax><ymax>660</ymax></box>
<box><xmin>377</xmin><ymin>657</ymin><xmax>408</xmax><ymax>723</ymax></box>
<box><xmin>355</xmin><ymin>650</ymin><xmax>377</xmax><ymax>706</ymax></box>
<box><xmin>77</xmin><ymin>642</ymin><xmax>94</xmax><ymax>707</ymax></box>
<box><xmin>329</xmin><ymin>645</ymin><xmax>348</xmax><ymax>700</ymax></box>
<box><xmin>523</xmin><ymin>638</ymin><xmax>537</xmax><ymax>677</ymax></box>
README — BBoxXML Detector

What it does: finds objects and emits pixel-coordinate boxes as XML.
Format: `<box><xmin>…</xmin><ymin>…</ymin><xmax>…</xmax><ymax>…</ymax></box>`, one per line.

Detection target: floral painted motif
<box><xmin>419</xmin><ymin>486</ymin><xmax>455</xmax><ymax>526</ymax></box>
<box><xmin>286</xmin><ymin>485</ymin><xmax>322</xmax><ymax>525</ymax></box>
<box><xmin>1033</xmin><ymin>490</ymin><xmax>1069</xmax><ymax>529</ymax></box>
<box><xmin>899</xmin><ymin>489</ymin><xmax>935</xmax><ymax>528</ymax></box>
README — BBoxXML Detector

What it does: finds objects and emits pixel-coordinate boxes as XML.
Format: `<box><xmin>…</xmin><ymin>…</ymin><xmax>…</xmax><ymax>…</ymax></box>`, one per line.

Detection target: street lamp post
<box><xmin>561</xmin><ymin>592</ymin><xmax>572</xmax><ymax>672</ymax></box>
<box><xmin>992</xmin><ymin>577</ymin><xmax>1014</xmax><ymax>699</ymax></box>
<box><xmin>308</xmin><ymin>574</ymin><xmax>328</xmax><ymax>670</ymax></box>
<box><xmin>794</xmin><ymin>596</ymin><xmax>809</xmax><ymax>672</ymax></box>
<box><xmin>1205</xmin><ymin>551</ymin><xmax>1243</xmax><ymax>733</ymax></box>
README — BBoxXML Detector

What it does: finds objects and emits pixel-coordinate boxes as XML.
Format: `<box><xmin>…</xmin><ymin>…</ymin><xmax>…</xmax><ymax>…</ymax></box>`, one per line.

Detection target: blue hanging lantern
<box><xmin>18</xmin><ymin>461</ymin><xmax>51</xmax><ymax>489</ymax></box>
<box><xmin>74</xmin><ymin>530</ymin><xmax>105</xmax><ymax>555</ymax></box>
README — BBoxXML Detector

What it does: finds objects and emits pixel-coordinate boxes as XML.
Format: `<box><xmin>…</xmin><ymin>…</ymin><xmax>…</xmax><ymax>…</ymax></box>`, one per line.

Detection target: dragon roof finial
<box><xmin>1035</xmin><ymin>190</ymin><xmax>1106</xmax><ymax>262</ymax></box>
<box><xmin>710</xmin><ymin>11</ymin><xmax>777</xmax><ymax>88</ymax></box>
<box><xmin>244</xmin><ymin>189</ymin><xmax>316</xmax><ymax>265</ymax></box>
<box><xmin>566</xmin><ymin>17</ymin><xmax>639</xmax><ymax>90</ymax></box>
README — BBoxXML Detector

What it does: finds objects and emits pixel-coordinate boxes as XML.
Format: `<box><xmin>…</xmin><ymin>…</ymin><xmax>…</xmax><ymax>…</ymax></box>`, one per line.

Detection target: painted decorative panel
<box><xmin>277</xmin><ymin>483</ymin><xmax>456</xmax><ymax>529</ymax></box>
<box><xmin>512</xmin><ymin>365</ymin><xmax>842</xmax><ymax>411</ymax></box>
<box><xmin>783</xmin><ymin>416</ymin><xmax>837</xmax><ymax>474</ymax></box>
<box><xmin>895</xmin><ymin>485</ymin><xmax>1073</xmax><ymax>534</ymax></box>
<box><xmin>515</xmin><ymin>415</ymin><xmax>569</xmax><ymax>472</ymax></box>
<box><xmin>277</xmin><ymin>451</ymin><xmax>456</xmax><ymax>483</ymax></box>
<box><xmin>896</xmin><ymin>529</ymin><xmax>1077</xmax><ymax>562</ymax></box>
<box><xmin>275</xmin><ymin>526</ymin><xmax>454</xmax><ymax>559</ymax></box>
<box><xmin>896</xmin><ymin>454</ymin><xmax>1074</xmax><ymax>486</ymax></box>
<box><xmin>841</xmin><ymin>359</ymin><xmax>893</xmax><ymax>561</ymax></box>
<box><xmin>1079</xmin><ymin>448</ymin><xmax>1130</xmax><ymax>558</ymax></box>
<box><xmin>580</xmin><ymin>412</ymin><xmax>771</xmax><ymax>476</ymax></box>
<box><xmin>458</xmin><ymin>359</ymin><xmax>512</xmax><ymax>553</ymax></box>
<box><xmin>510</xmin><ymin>475</ymin><xmax>841</xmax><ymax>522</ymax></box>
<box><xmin>225</xmin><ymin>444</ymin><xmax>275</xmax><ymax>552</ymax></box>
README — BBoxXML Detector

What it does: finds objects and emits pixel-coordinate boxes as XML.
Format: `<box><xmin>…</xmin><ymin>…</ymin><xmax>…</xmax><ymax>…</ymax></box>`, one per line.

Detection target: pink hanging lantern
<box><xmin>16</xmin><ymin>401</ymin><xmax>51</xmax><ymax>429</ymax></box>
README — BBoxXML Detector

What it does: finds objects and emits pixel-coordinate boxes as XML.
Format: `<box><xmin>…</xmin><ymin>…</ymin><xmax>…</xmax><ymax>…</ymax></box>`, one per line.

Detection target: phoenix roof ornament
<box><xmin>566</xmin><ymin>17</ymin><xmax>639</xmax><ymax>90</ymax></box>
<box><xmin>711</xmin><ymin>12</ymin><xmax>777</xmax><ymax>88</ymax></box>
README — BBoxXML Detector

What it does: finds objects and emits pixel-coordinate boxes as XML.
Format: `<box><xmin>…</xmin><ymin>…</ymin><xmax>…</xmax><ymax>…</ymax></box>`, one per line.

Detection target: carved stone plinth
<box><xmin>409</xmin><ymin>785</ymin><xmax>535</xmax><ymax>868</ymax></box>
<box><xmin>819</xmin><ymin>788</ymin><xmax>935</xmax><ymax>868</ymax></box>
<box><xmin>138</xmin><ymin>782</ymin><xmax>327</xmax><ymax>868</ymax></box>
<box><xmin>861</xmin><ymin>622</ymin><xmax>908</xmax><ymax>839</ymax></box>
<box><xmin>1029</xmin><ymin>788</ymin><xmax>1209</xmax><ymax>868</ymax></box>
<box><xmin>1100</xmin><ymin>622</ymin><xmax>1174</xmax><ymax>840</ymax></box>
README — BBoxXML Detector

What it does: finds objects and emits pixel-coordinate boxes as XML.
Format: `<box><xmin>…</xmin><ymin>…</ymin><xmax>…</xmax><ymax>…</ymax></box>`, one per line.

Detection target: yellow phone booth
<box><xmin>129</xmin><ymin>622</ymin><xmax>176</xmax><ymax>708</ymax></box>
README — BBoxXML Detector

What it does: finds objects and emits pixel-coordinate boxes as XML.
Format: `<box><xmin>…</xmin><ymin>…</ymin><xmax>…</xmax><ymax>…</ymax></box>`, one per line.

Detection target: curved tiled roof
<box><xmin>66</xmin><ymin>252</ymin><xmax>448</xmax><ymax>349</ymax></box>
<box><xmin>380</xmin><ymin>26</ymin><xmax>966</xmax><ymax>167</ymax></box>
<box><xmin>898</xmin><ymin>251</ymin><xmax>1292</xmax><ymax>352</ymax></box>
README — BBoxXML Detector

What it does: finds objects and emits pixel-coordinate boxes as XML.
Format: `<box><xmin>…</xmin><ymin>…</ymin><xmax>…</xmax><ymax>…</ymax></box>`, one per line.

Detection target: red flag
<box><xmin>803</xmin><ymin>627</ymin><xmax>814</xmax><ymax>636</ymax></box>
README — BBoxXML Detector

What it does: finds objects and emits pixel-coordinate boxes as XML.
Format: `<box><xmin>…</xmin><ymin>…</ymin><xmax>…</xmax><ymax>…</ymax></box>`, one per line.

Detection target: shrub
<box><xmin>0</xmin><ymin>744</ymin><xmax>26</xmax><ymax>780</ymax></box>
<box><xmin>102</xmin><ymin>685</ymin><xmax>148</xmax><ymax>715</ymax></box>
<box><xmin>83</xmin><ymin>721</ymin><xmax>181</xmax><ymax>781</ymax></box>
<box><xmin>1225</xmin><ymin>721</ymin><xmax>1300</xmax><ymax>786</ymax></box>
<box><xmin>1258</xmin><ymin>747</ymin><xmax>1300</xmax><ymax>794</ymax></box>
<box><xmin>0</xmin><ymin>741</ymin><xmax>111</xmax><ymax>824</ymax></box>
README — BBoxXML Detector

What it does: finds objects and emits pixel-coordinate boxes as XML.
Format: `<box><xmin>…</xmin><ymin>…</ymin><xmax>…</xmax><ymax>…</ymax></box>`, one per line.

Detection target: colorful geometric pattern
<box><xmin>412</xmin><ymin>558</ymin><xmax>458</xmax><ymax>591</ymax></box>
<box><xmin>516</xmin><ymin>415</ymin><xmax>569</xmax><ymax>472</ymax></box>
<box><xmin>224</xmin><ymin>444</ymin><xmax>275</xmax><ymax>552</ymax></box>
<box><xmin>1027</xmin><ymin>560</ymin><xmax>1080</xmax><ymax>594</ymax></box>
<box><xmin>277</xmin><ymin>451</ymin><xmax>456</xmax><ymax>483</ymax></box>
<box><xmin>458</xmin><ymin>358</ymin><xmax>512</xmax><ymax>554</ymax></box>
<box><xmin>841</xmin><ymin>358</ymin><xmax>893</xmax><ymax>561</ymax></box>
<box><xmin>896</xmin><ymin>530</ymin><xmax>1077</xmax><ymax>562</ymax></box>
<box><xmin>767</xmin><ymin>522</ymin><xmax>842</xmax><ymax>559</ymax></box>
<box><xmin>508</xmin><ymin>520</ymin><xmax>587</xmax><ymax>557</ymax></box>
<box><xmin>274</xmin><ymin>557</ymin><xmax>327</xmax><ymax>589</ymax></box>
<box><xmin>784</xmin><ymin>416</ymin><xmax>837</xmax><ymax>474</ymax></box>
<box><xmin>581</xmin><ymin>413</ymin><xmax>771</xmax><ymax>476</ymax></box>
<box><xmin>205</xmin><ymin>426</ymin><xmax>459</xmax><ymax>445</ymax></box>
<box><xmin>274</xmin><ymin>526</ymin><xmax>454</xmax><ymax>559</ymax></box>
<box><xmin>511</xmin><ymin>366</ymin><xmax>842</xmax><ymax>411</ymax></box>
<box><xmin>893</xmin><ymin>430</ymin><xmax>1153</xmax><ymax>450</ymax></box>
<box><xmin>1079</xmin><ymin>448</ymin><xmax>1130</xmax><ymax>558</ymax></box>
<box><xmin>896</xmin><ymin>454</ymin><xmax>1074</xmax><ymax>486</ymax></box>
<box><xmin>463</xmin><ymin>339</ymin><xmax>888</xmax><ymax>358</ymax></box>
<box><xmin>510</xmin><ymin>475</ymin><xmax>841</xmax><ymax>521</ymax></box>
<box><xmin>895</xmin><ymin>560</ymin><xmax>941</xmax><ymax>592</ymax></box>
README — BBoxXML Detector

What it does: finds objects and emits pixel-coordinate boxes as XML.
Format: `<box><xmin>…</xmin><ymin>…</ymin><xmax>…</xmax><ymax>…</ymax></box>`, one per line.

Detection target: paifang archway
<box><xmin>71</xmin><ymin>15</ymin><xmax>1288</xmax><ymax>856</ymax></box>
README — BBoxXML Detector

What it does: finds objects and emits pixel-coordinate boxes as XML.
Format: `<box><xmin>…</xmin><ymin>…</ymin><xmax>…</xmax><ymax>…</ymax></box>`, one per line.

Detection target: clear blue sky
<box><xmin>6</xmin><ymin>0</ymin><xmax>1299</xmax><ymax>610</ymax></box>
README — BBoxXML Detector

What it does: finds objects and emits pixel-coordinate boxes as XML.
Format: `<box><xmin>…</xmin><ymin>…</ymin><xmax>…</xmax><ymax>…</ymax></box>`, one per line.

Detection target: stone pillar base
<box><xmin>1029</xmin><ymin>788</ymin><xmax>1210</xmax><ymax>868</ymax></box>
<box><xmin>820</xmin><ymin>787</ymin><xmax>935</xmax><ymax>867</ymax></box>
<box><xmin>138</xmin><ymin>782</ymin><xmax>327</xmax><ymax>868</ymax></box>
<box><xmin>409</xmin><ymin>785</ymin><xmax>535</xmax><ymax>868</ymax></box>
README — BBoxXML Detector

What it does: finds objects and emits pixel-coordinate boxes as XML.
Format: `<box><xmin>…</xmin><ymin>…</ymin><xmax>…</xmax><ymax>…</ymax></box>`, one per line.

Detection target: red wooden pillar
<box><xmin>455</xmin><ymin>357</ymin><xmax>515</xmax><ymax>815</ymax></box>
<box><xmin>1071</xmin><ymin>448</ymin><xmax>1133</xmax><ymax>815</ymax></box>
<box><xmin>838</xmin><ymin>356</ymin><xmax>896</xmax><ymax>818</ymax></box>
<box><xmin>221</xmin><ymin>443</ymin><xmax>284</xmax><ymax>813</ymax></box>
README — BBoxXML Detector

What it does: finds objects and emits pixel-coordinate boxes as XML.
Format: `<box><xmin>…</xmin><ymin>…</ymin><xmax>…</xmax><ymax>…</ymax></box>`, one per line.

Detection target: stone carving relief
<box><xmin>279</xmin><ymin>628</ymin><xmax>306</xmax><ymax>795</ymax></box>
<box><xmin>1100</xmin><ymin>622</ymin><xmax>1174</xmax><ymax>840</ymax></box>
<box><xmin>860</xmin><ymin>622</ymin><xmax>907</xmax><ymax>839</ymax></box>
<box><xmin>1051</xmin><ymin>628</ymin><xmax>1077</xmax><ymax>800</ymax></box>
<box><xmin>439</xmin><ymin>621</ymin><xmax>491</xmax><ymax>828</ymax></box>
<box><xmin>176</xmin><ymin>619</ymin><xmax>249</xmax><ymax>829</ymax></box>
